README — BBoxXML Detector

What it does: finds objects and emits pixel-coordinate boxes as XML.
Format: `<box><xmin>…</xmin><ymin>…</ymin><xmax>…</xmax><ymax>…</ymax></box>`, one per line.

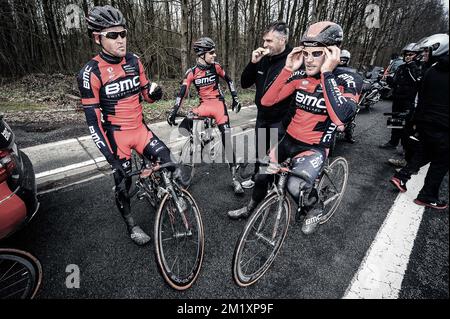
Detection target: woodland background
<box><xmin>0</xmin><ymin>0</ymin><xmax>448</xmax><ymax>81</ymax></box>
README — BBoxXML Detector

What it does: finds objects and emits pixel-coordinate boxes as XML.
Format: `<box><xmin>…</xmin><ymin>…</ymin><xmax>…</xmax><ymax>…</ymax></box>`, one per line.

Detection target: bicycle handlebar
<box><xmin>117</xmin><ymin>162</ymin><xmax>179</xmax><ymax>199</ymax></box>
<box><xmin>176</xmin><ymin>113</ymin><xmax>210</xmax><ymax>121</ymax></box>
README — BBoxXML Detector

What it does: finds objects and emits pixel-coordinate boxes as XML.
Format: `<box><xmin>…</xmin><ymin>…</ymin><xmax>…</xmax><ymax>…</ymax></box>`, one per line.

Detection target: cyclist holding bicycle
<box><xmin>228</xmin><ymin>21</ymin><xmax>362</xmax><ymax>235</ymax></box>
<box><xmin>167</xmin><ymin>37</ymin><xmax>244</xmax><ymax>195</ymax></box>
<box><xmin>77</xmin><ymin>5</ymin><xmax>180</xmax><ymax>245</ymax></box>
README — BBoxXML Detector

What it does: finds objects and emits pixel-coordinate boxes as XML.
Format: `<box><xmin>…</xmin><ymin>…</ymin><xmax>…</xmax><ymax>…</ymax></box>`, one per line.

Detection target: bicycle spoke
<box><xmin>2</xmin><ymin>287</ymin><xmax>27</xmax><ymax>299</ymax></box>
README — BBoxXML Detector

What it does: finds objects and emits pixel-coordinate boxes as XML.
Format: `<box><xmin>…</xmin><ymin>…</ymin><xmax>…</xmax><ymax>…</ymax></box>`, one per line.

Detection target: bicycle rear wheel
<box><xmin>154</xmin><ymin>189</ymin><xmax>204</xmax><ymax>290</ymax></box>
<box><xmin>0</xmin><ymin>248</ymin><xmax>42</xmax><ymax>299</ymax></box>
<box><xmin>318</xmin><ymin>157</ymin><xmax>349</xmax><ymax>224</ymax></box>
<box><xmin>232</xmin><ymin>194</ymin><xmax>291</xmax><ymax>287</ymax></box>
<box><xmin>178</xmin><ymin>138</ymin><xmax>196</xmax><ymax>188</ymax></box>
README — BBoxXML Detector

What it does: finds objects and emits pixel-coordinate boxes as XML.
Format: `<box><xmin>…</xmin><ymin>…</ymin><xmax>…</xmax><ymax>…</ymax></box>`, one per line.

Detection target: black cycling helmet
<box><xmin>86</xmin><ymin>5</ymin><xmax>126</xmax><ymax>32</ymax></box>
<box><xmin>300</xmin><ymin>21</ymin><xmax>343</xmax><ymax>47</ymax></box>
<box><xmin>193</xmin><ymin>37</ymin><xmax>216</xmax><ymax>56</ymax></box>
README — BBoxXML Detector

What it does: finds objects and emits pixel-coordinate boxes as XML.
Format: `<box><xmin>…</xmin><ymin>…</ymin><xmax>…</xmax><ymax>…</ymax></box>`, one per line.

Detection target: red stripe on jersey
<box><xmin>287</xmin><ymin>109</ymin><xmax>327</xmax><ymax>145</ymax></box>
<box><xmin>108</xmin><ymin>96</ymin><xmax>143</xmax><ymax>130</ymax></box>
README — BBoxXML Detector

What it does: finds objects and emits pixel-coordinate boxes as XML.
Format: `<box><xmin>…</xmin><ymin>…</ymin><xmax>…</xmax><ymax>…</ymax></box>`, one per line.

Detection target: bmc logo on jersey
<box><xmin>82</xmin><ymin>65</ymin><xmax>92</xmax><ymax>89</ymax></box>
<box><xmin>194</xmin><ymin>75</ymin><xmax>215</xmax><ymax>86</ymax></box>
<box><xmin>295</xmin><ymin>91</ymin><xmax>326</xmax><ymax>109</ymax></box>
<box><xmin>105</xmin><ymin>76</ymin><xmax>140</xmax><ymax>95</ymax></box>
<box><xmin>337</xmin><ymin>73</ymin><xmax>356</xmax><ymax>88</ymax></box>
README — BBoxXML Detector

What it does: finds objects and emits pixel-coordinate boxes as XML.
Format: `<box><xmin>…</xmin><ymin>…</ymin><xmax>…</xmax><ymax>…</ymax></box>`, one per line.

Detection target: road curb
<box><xmin>31</xmin><ymin>119</ymin><xmax>256</xmax><ymax>193</ymax></box>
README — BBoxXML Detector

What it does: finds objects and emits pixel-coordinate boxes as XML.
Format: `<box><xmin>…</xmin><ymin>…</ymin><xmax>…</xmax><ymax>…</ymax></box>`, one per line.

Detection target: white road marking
<box><xmin>35</xmin><ymin>157</ymin><xmax>106</xmax><ymax>179</ymax></box>
<box><xmin>38</xmin><ymin>173</ymin><xmax>110</xmax><ymax>195</ymax></box>
<box><xmin>23</xmin><ymin>135</ymin><xmax>92</xmax><ymax>152</ymax></box>
<box><xmin>37</xmin><ymin>128</ymin><xmax>256</xmax><ymax>193</ymax></box>
<box><xmin>343</xmin><ymin>164</ymin><xmax>430</xmax><ymax>299</ymax></box>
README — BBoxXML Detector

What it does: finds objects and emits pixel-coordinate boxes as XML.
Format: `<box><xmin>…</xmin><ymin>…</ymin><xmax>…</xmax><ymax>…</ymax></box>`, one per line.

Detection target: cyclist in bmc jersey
<box><xmin>167</xmin><ymin>37</ymin><xmax>244</xmax><ymax>194</ymax></box>
<box><xmin>77</xmin><ymin>5</ymin><xmax>179</xmax><ymax>245</ymax></box>
<box><xmin>228</xmin><ymin>22</ymin><xmax>362</xmax><ymax>235</ymax></box>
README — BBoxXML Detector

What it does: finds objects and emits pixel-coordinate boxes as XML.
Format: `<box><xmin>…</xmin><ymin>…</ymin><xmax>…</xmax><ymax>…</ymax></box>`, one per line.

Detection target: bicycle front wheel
<box><xmin>232</xmin><ymin>194</ymin><xmax>291</xmax><ymax>287</ymax></box>
<box><xmin>0</xmin><ymin>249</ymin><xmax>42</xmax><ymax>299</ymax></box>
<box><xmin>154</xmin><ymin>189</ymin><xmax>204</xmax><ymax>290</ymax></box>
<box><xmin>318</xmin><ymin>157</ymin><xmax>349</xmax><ymax>224</ymax></box>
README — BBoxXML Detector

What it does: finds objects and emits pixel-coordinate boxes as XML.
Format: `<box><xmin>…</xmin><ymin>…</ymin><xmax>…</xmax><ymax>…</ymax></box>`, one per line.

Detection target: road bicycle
<box><xmin>0</xmin><ymin>248</ymin><xmax>42</xmax><ymax>299</ymax></box>
<box><xmin>232</xmin><ymin>156</ymin><xmax>348</xmax><ymax>287</ymax></box>
<box><xmin>177</xmin><ymin>113</ymin><xmax>223</xmax><ymax>187</ymax></box>
<box><xmin>128</xmin><ymin>154</ymin><xmax>205</xmax><ymax>290</ymax></box>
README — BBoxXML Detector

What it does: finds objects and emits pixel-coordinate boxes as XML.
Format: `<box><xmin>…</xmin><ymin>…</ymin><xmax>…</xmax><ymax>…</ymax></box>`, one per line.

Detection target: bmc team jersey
<box><xmin>261</xmin><ymin>66</ymin><xmax>363</xmax><ymax>149</ymax></box>
<box><xmin>173</xmin><ymin>62</ymin><xmax>238</xmax><ymax>125</ymax></box>
<box><xmin>77</xmin><ymin>51</ymin><xmax>157</xmax><ymax>163</ymax></box>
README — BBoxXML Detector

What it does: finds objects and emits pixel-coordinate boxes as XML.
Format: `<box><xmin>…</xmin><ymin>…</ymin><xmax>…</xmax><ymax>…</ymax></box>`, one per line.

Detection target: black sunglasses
<box><xmin>97</xmin><ymin>30</ymin><xmax>127</xmax><ymax>40</ymax></box>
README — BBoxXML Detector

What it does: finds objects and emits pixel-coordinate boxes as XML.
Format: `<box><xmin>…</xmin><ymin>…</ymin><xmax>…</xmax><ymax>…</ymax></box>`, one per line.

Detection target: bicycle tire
<box><xmin>0</xmin><ymin>248</ymin><xmax>42</xmax><ymax>299</ymax></box>
<box><xmin>318</xmin><ymin>157</ymin><xmax>349</xmax><ymax>225</ymax></box>
<box><xmin>154</xmin><ymin>189</ymin><xmax>204</xmax><ymax>290</ymax></box>
<box><xmin>232</xmin><ymin>194</ymin><xmax>291</xmax><ymax>287</ymax></box>
<box><xmin>178</xmin><ymin>138</ymin><xmax>196</xmax><ymax>188</ymax></box>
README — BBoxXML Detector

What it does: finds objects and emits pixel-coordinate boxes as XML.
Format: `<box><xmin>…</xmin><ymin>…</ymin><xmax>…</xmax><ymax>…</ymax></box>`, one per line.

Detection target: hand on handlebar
<box><xmin>232</xmin><ymin>98</ymin><xmax>241</xmax><ymax>113</ymax></box>
<box><xmin>167</xmin><ymin>109</ymin><xmax>177</xmax><ymax>126</ymax></box>
<box><xmin>262</xmin><ymin>162</ymin><xmax>281</xmax><ymax>175</ymax></box>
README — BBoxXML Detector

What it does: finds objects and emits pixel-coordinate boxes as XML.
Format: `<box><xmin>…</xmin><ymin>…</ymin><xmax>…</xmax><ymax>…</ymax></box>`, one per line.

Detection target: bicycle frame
<box><xmin>263</xmin><ymin>158</ymin><xmax>333</xmax><ymax>220</ymax></box>
<box><xmin>129</xmin><ymin>157</ymin><xmax>190</xmax><ymax>228</ymax></box>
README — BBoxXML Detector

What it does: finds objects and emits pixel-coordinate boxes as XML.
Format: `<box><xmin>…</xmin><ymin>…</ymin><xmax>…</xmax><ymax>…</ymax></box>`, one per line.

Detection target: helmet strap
<box><xmin>198</xmin><ymin>54</ymin><xmax>210</xmax><ymax>65</ymax></box>
<box><xmin>98</xmin><ymin>36</ymin><xmax>121</xmax><ymax>59</ymax></box>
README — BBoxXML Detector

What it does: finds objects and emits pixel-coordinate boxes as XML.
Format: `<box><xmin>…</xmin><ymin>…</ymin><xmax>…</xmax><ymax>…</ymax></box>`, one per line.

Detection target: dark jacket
<box><xmin>390</xmin><ymin>60</ymin><xmax>422</xmax><ymax>102</ymax></box>
<box><xmin>414</xmin><ymin>54</ymin><xmax>449</xmax><ymax>131</ymax></box>
<box><xmin>241</xmin><ymin>46</ymin><xmax>292</xmax><ymax>122</ymax></box>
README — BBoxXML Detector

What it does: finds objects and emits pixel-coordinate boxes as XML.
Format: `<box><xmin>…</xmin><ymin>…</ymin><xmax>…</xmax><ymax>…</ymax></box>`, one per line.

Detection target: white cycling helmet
<box><xmin>340</xmin><ymin>49</ymin><xmax>351</xmax><ymax>59</ymax></box>
<box><xmin>416</xmin><ymin>33</ymin><xmax>449</xmax><ymax>57</ymax></box>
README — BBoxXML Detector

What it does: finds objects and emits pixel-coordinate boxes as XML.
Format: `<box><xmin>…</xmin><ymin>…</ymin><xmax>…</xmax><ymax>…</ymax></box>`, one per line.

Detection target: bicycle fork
<box><xmin>256</xmin><ymin>174</ymin><xmax>288</xmax><ymax>247</ymax></box>
<box><xmin>162</xmin><ymin>171</ymin><xmax>192</xmax><ymax>238</ymax></box>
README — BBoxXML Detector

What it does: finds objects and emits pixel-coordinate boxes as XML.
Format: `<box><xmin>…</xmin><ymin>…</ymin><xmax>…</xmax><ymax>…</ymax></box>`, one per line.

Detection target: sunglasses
<box><xmin>302</xmin><ymin>50</ymin><xmax>324</xmax><ymax>58</ymax></box>
<box><xmin>405</xmin><ymin>53</ymin><xmax>416</xmax><ymax>57</ymax></box>
<box><xmin>95</xmin><ymin>30</ymin><xmax>127</xmax><ymax>40</ymax></box>
<box><xmin>207</xmin><ymin>50</ymin><xmax>216</xmax><ymax>55</ymax></box>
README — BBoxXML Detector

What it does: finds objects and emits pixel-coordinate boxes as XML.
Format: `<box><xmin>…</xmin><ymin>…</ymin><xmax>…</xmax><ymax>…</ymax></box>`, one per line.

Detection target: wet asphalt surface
<box><xmin>2</xmin><ymin>100</ymin><xmax>448</xmax><ymax>299</ymax></box>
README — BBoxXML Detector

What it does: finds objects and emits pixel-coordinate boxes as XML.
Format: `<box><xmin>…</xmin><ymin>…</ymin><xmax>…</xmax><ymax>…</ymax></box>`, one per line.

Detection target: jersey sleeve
<box><xmin>77</xmin><ymin>63</ymin><xmax>101</xmax><ymax>108</ymax></box>
<box><xmin>215</xmin><ymin>63</ymin><xmax>238</xmax><ymax>99</ymax></box>
<box><xmin>77</xmin><ymin>63</ymin><xmax>115</xmax><ymax>164</ymax></box>
<box><xmin>173</xmin><ymin>69</ymin><xmax>194</xmax><ymax>113</ymax></box>
<box><xmin>261</xmin><ymin>67</ymin><xmax>299</xmax><ymax>107</ymax></box>
<box><xmin>321</xmin><ymin>71</ymin><xmax>362</xmax><ymax>126</ymax></box>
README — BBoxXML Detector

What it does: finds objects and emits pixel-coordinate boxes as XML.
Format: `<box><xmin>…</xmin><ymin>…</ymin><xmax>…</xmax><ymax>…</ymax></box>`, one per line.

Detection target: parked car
<box><xmin>0</xmin><ymin>115</ymin><xmax>39</xmax><ymax>240</ymax></box>
<box><xmin>0</xmin><ymin>115</ymin><xmax>42</xmax><ymax>299</ymax></box>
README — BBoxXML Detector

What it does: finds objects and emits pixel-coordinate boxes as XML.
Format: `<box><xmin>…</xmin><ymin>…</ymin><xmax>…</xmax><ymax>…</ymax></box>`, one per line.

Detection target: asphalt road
<box><xmin>2</xmin><ymin>100</ymin><xmax>448</xmax><ymax>299</ymax></box>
